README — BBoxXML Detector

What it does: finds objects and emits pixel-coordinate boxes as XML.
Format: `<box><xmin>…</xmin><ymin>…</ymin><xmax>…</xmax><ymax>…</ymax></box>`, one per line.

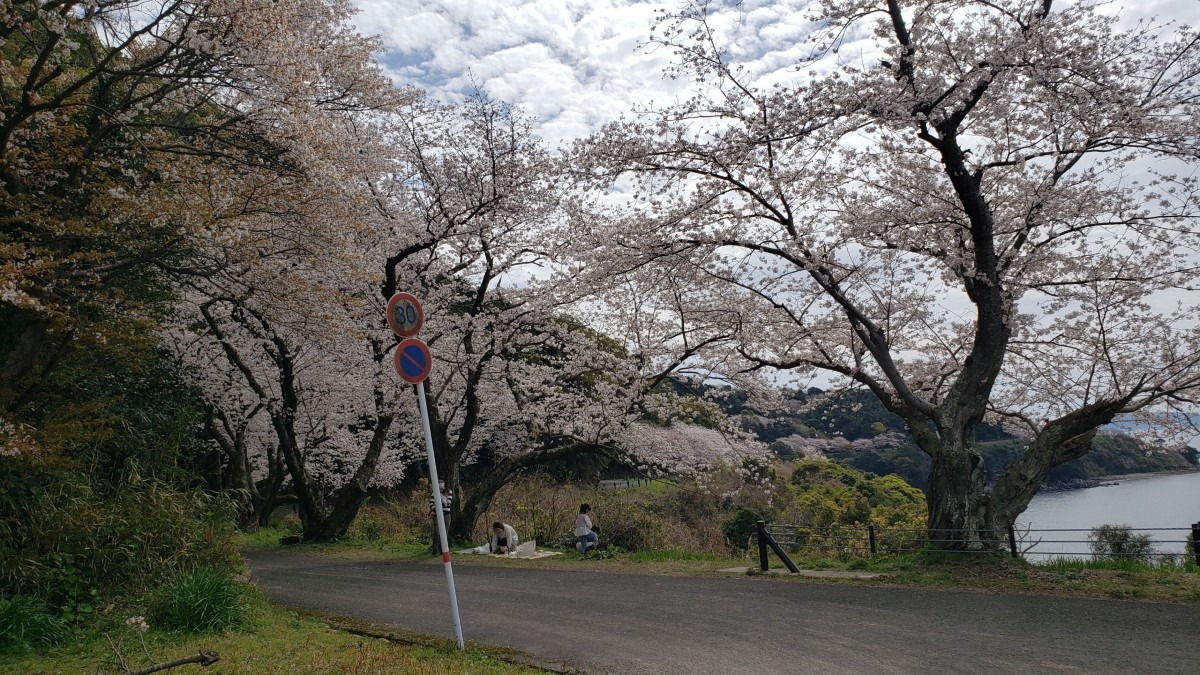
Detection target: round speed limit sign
<box><xmin>386</xmin><ymin>292</ymin><xmax>424</xmax><ymax>337</ymax></box>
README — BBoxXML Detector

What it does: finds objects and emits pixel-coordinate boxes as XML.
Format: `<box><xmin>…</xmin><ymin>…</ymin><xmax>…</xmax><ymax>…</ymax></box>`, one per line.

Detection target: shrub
<box><xmin>381</xmin><ymin>492</ymin><xmax>437</xmax><ymax>544</ymax></box>
<box><xmin>0</xmin><ymin>595</ymin><xmax>70</xmax><ymax>655</ymax></box>
<box><xmin>1088</xmin><ymin>524</ymin><xmax>1157</xmax><ymax>560</ymax></box>
<box><xmin>589</xmin><ymin>496</ymin><xmax>675</xmax><ymax>552</ymax></box>
<box><xmin>859</xmin><ymin>474</ymin><xmax>924</xmax><ymax>507</ymax></box>
<box><xmin>36</xmin><ymin>553</ymin><xmax>101</xmax><ymax>624</ymax></box>
<box><xmin>271</xmin><ymin>512</ymin><xmax>303</xmax><ymax>535</ymax></box>
<box><xmin>869</xmin><ymin>503</ymin><xmax>926</xmax><ymax>555</ymax></box>
<box><xmin>0</xmin><ymin>457</ymin><xmax>240</xmax><ymax>606</ymax></box>
<box><xmin>150</xmin><ymin>567</ymin><xmax>250</xmax><ymax>633</ymax></box>
<box><xmin>480</xmin><ymin>476</ymin><xmax>588</xmax><ymax>547</ymax></box>
<box><xmin>722</xmin><ymin>508</ymin><xmax>763</xmax><ymax>552</ymax></box>
<box><xmin>347</xmin><ymin>505</ymin><xmax>408</xmax><ymax>542</ymax></box>
<box><xmin>790</xmin><ymin>460</ymin><xmax>863</xmax><ymax>490</ymax></box>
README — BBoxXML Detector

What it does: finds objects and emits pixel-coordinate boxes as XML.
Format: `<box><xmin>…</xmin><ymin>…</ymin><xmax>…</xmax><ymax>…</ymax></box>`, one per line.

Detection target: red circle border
<box><xmin>394</xmin><ymin>338</ymin><xmax>432</xmax><ymax>383</ymax></box>
<box><xmin>386</xmin><ymin>292</ymin><xmax>424</xmax><ymax>337</ymax></box>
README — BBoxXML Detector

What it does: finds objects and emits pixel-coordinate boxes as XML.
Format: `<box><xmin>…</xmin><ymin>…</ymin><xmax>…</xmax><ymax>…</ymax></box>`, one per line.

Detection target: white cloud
<box><xmin>351</xmin><ymin>0</ymin><xmax>1200</xmax><ymax>147</ymax></box>
<box><xmin>351</xmin><ymin>0</ymin><xmax>800</xmax><ymax>146</ymax></box>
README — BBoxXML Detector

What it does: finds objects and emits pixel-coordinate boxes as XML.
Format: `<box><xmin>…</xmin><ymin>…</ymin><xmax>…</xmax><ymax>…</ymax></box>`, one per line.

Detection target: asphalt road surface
<box><xmin>245</xmin><ymin>550</ymin><xmax>1198</xmax><ymax>674</ymax></box>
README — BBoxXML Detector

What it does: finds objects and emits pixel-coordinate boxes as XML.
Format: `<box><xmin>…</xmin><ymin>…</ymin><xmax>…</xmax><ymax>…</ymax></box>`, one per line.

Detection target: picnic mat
<box><xmin>455</xmin><ymin>540</ymin><xmax>562</xmax><ymax>559</ymax></box>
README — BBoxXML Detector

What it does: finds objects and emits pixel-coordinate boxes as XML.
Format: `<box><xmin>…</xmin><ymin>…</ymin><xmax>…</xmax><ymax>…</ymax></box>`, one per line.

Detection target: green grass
<box><xmin>239</xmin><ymin>527</ymin><xmax>446</xmax><ymax>560</ymax></box>
<box><xmin>237</xmin><ymin>527</ymin><xmax>292</xmax><ymax>550</ymax></box>
<box><xmin>0</xmin><ymin>596</ymin><xmax>70</xmax><ymax>656</ymax></box>
<box><xmin>626</xmin><ymin>547</ymin><xmax>725</xmax><ymax>562</ymax></box>
<box><xmin>1</xmin><ymin>595</ymin><xmax>544</xmax><ymax>674</ymax></box>
<box><xmin>1040</xmin><ymin>556</ymin><xmax>1199</xmax><ymax>573</ymax></box>
<box><xmin>836</xmin><ymin>551</ymin><xmax>1200</xmax><ymax>603</ymax></box>
<box><xmin>149</xmin><ymin>566</ymin><xmax>250</xmax><ymax>633</ymax></box>
<box><xmin>783</xmin><ymin>555</ymin><xmax>842</xmax><ymax>570</ymax></box>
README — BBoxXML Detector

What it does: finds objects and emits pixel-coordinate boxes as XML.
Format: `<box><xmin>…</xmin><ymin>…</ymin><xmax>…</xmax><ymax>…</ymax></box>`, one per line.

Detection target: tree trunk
<box><xmin>0</xmin><ymin>309</ymin><xmax>48</xmax><ymax>402</ymax></box>
<box><xmin>254</xmin><ymin>455</ymin><xmax>286</xmax><ymax>529</ymax></box>
<box><xmin>927</xmin><ymin>426</ymin><xmax>1108</xmax><ymax>552</ymax></box>
<box><xmin>303</xmin><ymin>409</ymin><xmax>395</xmax><ymax>543</ymax></box>
<box><xmin>926</xmin><ymin>437</ymin><xmax>999</xmax><ymax>550</ymax></box>
<box><xmin>305</xmin><ymin>488</ymin><xmax>366</xmax><ymax>542</ymax></box>
<box><xmin>986</xmin><ymin>428</ymin><xmax>1101</xmax><ymax>537</ymax></box>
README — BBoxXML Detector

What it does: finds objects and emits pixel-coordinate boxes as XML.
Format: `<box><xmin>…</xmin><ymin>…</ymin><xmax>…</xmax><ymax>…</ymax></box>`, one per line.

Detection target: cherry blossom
<box><xmin>572</xmin><ymin>0</ymin><xmax>1200</xmax><ymax>548</ymax></box>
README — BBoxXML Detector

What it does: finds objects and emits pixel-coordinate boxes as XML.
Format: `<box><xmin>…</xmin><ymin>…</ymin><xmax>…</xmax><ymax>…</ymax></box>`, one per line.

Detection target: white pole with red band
<box><xmin>388</xmin><ymin>292</ymin><xmax>464</xmax><ymax>650</ymax></box>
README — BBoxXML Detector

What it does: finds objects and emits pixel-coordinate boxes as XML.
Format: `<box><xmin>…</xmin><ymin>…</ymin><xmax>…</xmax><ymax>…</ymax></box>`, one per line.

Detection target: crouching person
<box><xmin>490</xmin><ymin>521</ymin><xmax>519</xmax><ymax>554</ymax></box>
<box><xmin>575</xmin><ymin>503</ymin><xmax>598</xmax><ymax>556</ymax></box>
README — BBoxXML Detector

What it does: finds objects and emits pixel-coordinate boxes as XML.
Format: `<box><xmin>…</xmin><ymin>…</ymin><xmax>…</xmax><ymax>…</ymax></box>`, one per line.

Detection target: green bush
<box><xmin>0</xmin><ymin>595</ymin><xmax>70</xmax><ymax>655</ymax></box>
<box><xmin>150</xmin><ymin>567</ymin><xmax>250</xmax><ymax>633</ymax></box>
<box><xmin>589</xmin><ymin>497</ymin><xmax>668</xmax><ymax>552</ymax></box>
<box><xmin>271</xmin><ymin>511</ymin><xmax>303</xmax><ymax>535</ymax></box>
<box><xmin>1088</xmin><ymin>524</ymin><xmax>1157</xmax><ymax>560</ymax></box>
<box><xmin>0</xmin><ymin>457</ymin><xmax>239</xmax><ymax>611</ymax></box>
<box><xmin>790</xmin><ymin>460</ymin><xmax>864</xmax><ymax>490</ymax></box>
<box><xmin>348</xmin><ymin>509</ymin><xmax>385</xmax><ymax>542</ymax></box>
<box><xmin>480</xmin><ymin>476</ymin><xmax>587</xmax><ymax>547</ymax></box>
<box><xmin>36</xmin><ymin>553</ymin><xmax>101</xmax><ymax>624</ymax></box>
<box><xmin>721</xmin><ymin>508</ymin><xmax>763</xmax><ymax>552</ymax></box>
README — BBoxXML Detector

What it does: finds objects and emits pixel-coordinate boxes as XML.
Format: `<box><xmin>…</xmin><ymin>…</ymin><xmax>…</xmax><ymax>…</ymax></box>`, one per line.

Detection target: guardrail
<box><xmin>753</xmin><ymin>520</ymin><xmax>1200</xmax><ymax>572</ymax></box>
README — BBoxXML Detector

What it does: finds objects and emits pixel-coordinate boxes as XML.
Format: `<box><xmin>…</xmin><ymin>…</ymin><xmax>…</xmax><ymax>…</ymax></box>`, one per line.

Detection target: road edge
<box><xmin>283</xmin><ymin>605</ymin><xmax>586</xmax><ymax>674</ymax></box>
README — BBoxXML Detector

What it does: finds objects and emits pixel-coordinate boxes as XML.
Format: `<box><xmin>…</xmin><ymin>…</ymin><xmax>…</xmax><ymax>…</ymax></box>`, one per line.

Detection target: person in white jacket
<box><xmin>574</xmin><ymin>503</ymin><xmax>598</xmax><ymax>555</ymax></box>
<box><xmin>489</xmin><ymin>521</ymin><xmax>519</xmax><ymax>554</ymax></box>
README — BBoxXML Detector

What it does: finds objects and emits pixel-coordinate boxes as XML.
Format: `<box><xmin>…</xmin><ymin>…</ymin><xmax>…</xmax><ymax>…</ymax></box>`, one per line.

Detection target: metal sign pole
<box><xmin>416</xmin><ymin>380</ymin><xmax>465</xmax><ymax>650</ymax></box>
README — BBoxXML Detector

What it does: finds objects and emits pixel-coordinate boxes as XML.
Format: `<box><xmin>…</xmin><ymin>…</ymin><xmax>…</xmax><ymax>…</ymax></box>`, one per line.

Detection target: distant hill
<box><xmin>694</xmin><ymin>383</ymin><xmax>1196</xmax><ymax>489</ymax></box>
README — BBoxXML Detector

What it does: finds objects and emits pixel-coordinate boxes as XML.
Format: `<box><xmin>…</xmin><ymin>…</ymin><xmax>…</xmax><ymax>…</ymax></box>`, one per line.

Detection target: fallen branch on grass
<box><xmin>127</xmin><ymin>651</ymin><xmax>220</xmax><ymax>674</ymax></box>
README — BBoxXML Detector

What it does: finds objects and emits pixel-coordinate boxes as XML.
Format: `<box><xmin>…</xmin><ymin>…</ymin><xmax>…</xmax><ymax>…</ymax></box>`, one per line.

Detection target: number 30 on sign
<box><xmin>386</xmin><ymin>292</ymin><xmax>424</xmax><ymax>337</ymax></box>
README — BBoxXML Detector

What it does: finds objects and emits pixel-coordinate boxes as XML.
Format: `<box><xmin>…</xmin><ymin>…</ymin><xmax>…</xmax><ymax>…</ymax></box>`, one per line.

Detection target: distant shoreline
<box><xmin>1043</xmin><ymin>466</ymin><xmax>1200</xmax><ymax>492</ymax></box>
<box><xmin>1098</xmin><ymin>466</ymin><xmax>1200</xmax><ymax>482</ymax></box>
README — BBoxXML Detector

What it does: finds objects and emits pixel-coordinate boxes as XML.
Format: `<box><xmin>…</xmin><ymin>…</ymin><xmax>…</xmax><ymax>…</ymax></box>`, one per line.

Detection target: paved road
<box><xmin>245</xmin><ymin>550</ymin><xmax>1198</xmax><ymax>674</ymax></box>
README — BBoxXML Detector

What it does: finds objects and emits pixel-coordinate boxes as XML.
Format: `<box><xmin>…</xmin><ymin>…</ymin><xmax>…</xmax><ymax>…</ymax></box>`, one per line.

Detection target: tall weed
<box><xmin>0</xmin><ymin>457</ymin><xmax>240</xmax><ymax>612</ymax></box>
<box><xmin>479</xmin><ymin>476</ymin><xmax>589</xmax><ymax>547</ymax></box>
<box><xmin>0</xmin><ymin>595</ymin><xmax>70</xmax><ymax>655</ymax></box>
<box><xmin>347</xmin><ymin>503</ymin><xmax>414</xmax><ymax>543</ymax></box>
<box><xmin>150</xmin><ymin>567</ymin><xmax>251</xmax><ymax>633</ymax></box>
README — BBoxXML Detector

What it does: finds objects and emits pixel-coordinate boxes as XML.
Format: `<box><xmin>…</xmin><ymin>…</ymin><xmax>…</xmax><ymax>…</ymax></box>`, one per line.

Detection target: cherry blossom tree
<box><xmin>0</xmin><ymin>0</ymin><xmax>395</xmax><ymax>442</ymax></box>
<box><xmin>167</xmin><ymin>117</ymin><xmax>411</xmax><ymax>538</ymax></box>
<box><xmin>372</xmin><ymin>92</ymin><xmax>774</xmax><ymax>538</ymax></box>
<box><xmin>373</xmin><ymin>93</ymin><xmax>630</xmax><ymax>538</ymax></box>
<box><xmin>171</xmin><ymin>268</ymin><xmax>407</xmax><ymax>538</ymax></box>
<box><xmin>576</xmin><ymin>0</ymin><xmax>1200</xmax><ymax>549</ymax></box>
<box><xmin>159</xmin><ymin>0</ymin><xmax>409</xmax><ymax>539</ymax></box>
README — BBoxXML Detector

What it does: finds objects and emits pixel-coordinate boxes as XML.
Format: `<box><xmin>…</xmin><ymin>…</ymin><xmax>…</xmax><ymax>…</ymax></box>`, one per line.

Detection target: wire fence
<box><xmin>1012</xmin><ymin>527</ymin><xmax>1194</xmax><ymax>560</ymax></box>
<box><xmin>753</xmin><ymin>520</ymin><xmax>1200</xmax><ymax>571</ymax></box>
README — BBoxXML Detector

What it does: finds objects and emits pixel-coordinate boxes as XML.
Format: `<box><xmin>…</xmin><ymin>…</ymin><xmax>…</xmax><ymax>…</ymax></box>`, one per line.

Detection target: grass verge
<box><xmin>840</xmin><ymin>553</ymin><xmax>1200</xmax><ymax>603</ymax></box>
<box><xmin>1</xmin><ymin>594</ymin><xmax>546</xmax><ymax>674</ymax></box>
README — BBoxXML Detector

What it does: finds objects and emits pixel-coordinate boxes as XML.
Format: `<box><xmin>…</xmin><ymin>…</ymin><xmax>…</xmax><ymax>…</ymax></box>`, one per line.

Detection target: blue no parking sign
<box><xmin>394</xmin><ymin>338</ymin><xmax>432</xmax><ymax>383</ymax></box>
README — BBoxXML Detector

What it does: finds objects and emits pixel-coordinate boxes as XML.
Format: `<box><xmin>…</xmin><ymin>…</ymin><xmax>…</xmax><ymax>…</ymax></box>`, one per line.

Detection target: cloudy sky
<box><xmin>349</xmin><ymin>0</ymin><xmax>1200</xmax><ymax>146</ymax></box>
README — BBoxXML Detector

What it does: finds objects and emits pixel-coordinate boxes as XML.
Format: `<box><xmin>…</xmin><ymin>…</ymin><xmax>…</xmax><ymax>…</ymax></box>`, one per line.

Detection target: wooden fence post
<box><xmin>1191</xmin><ymin>522</ymin><xmax>1199</xmax><ymax>567</ymax></box>
<box><xmin>757</xmin><ymin>520</ymin><xmax>769</xmax><ymax>572</ymax></box>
